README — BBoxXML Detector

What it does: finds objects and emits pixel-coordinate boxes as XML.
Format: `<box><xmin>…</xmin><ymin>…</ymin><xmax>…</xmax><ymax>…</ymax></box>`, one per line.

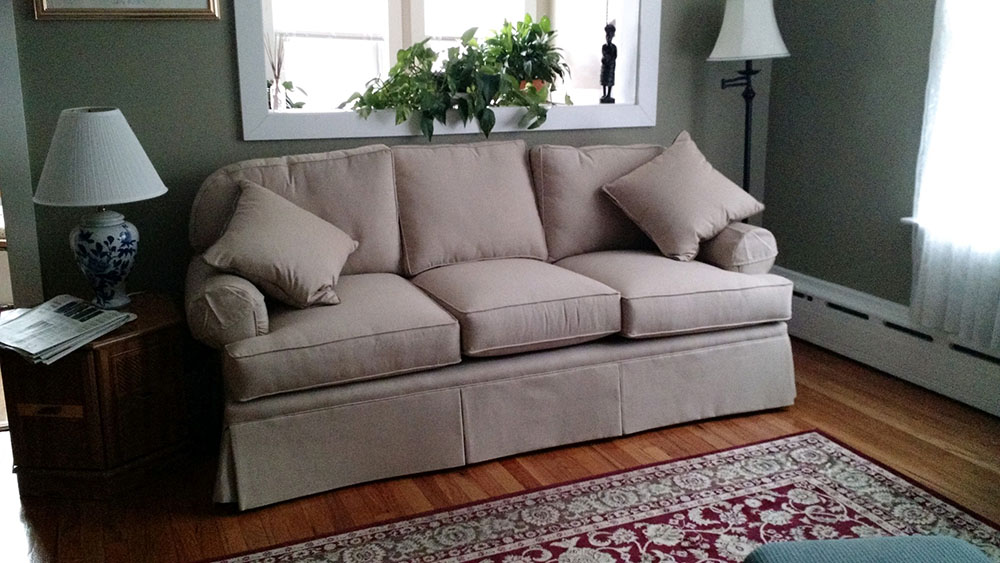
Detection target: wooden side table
<box><xmin>0</xmin><ymin>293</ymin><xmax>188</xmax><ymax>498</ymax></box>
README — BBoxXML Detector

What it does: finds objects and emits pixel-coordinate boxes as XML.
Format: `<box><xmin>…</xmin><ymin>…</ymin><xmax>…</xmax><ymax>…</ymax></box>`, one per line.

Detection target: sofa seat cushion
<box><xmin>223</xmin><ymin>273</ymin><xmax>461</xmax><ymax>401</ymax></box>
<box><xmin>556</xmin><ymin>250</ymin><xmax>792</xmax><ymax>338</ymax></box>
<box><xmin>412</xmin><ymin>259</ymin><xmax>621</xmax><ymax>357</ymax></box>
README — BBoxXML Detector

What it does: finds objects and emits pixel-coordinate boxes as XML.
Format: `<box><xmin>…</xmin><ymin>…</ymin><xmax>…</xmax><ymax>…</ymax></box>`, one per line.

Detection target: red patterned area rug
<box><xmin>216</xmin><ymin>431</ymin><xmax>1000</xmax><ymax>562</ymax></box>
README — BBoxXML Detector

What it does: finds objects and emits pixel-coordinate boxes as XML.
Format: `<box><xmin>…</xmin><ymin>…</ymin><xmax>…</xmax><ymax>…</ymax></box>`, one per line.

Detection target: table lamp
<box><xmin>33</xmin><ymin>107</ymin><xmax>168</xmax><ymax>309</ymax></box>
<box><xmin>708</xmin><ymin>0</ymin><xmax>790</xmax><ymax>192</ymax></box>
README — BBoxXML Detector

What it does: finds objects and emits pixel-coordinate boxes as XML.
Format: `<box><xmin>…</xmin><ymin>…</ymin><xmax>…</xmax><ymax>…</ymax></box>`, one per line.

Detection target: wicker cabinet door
<box><xmin>97</xmin><ymin>327</ymin><xmax>185</xmax><ymax>467</ymax></box>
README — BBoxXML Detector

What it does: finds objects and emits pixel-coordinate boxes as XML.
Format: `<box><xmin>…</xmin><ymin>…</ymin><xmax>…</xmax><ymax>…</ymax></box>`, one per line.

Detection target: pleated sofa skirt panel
<box><xmin>461</xmin><ymin>363</ymin><xmax>623</xmax><ymax>463</ymax></box>
<box><xmin>216</xmin><ymin>390</ymin><xmax>466</xmax><ymax>510</ymax></box>
<box><xmin>216</xmin><ymin>324</ymin><xmax>796</xmax><ymax>510</ymax></box>
<box><xmin>620</xmin><ymin>334</ymin><xmax>795</xmax><ymax>433</ymax></box>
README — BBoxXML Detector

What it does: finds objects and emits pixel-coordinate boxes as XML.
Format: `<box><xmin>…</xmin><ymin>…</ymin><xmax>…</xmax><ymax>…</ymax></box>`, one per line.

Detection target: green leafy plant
<box><xmin>267</xmin><ymin>79</ymin><xmax>308</xmax><ymax>109</ymax></box>
<box><xmin>483</xmin><ymin>14</ymin><xmax>570</xmax><ymax>89</ymax></box>
<box><xmin>340</xmin><ymin>15</ymin><xmax>570</xmax><ymax>141</ymax></box>
<box><xmin>341</xmin><ymin>38</ymin><xmax>448</xmax><ymax>140</ymax></box>
<box><xmin>439</xmin><ymin>29</ymin><xmax>500</xmax><ymax>137</ymax></box>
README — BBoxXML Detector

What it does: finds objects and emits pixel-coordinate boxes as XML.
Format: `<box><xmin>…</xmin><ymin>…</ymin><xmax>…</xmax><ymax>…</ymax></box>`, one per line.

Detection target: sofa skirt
<box><xmin>216</xmin><ymin>323</ymin><xmax>795</xmax><ymax>510</ymax></box>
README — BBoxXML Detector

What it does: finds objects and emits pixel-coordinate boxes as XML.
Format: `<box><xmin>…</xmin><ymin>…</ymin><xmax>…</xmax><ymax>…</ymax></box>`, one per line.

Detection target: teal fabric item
<box><xmin>743</xmin><ymin>536</ymin><xmax>991</xmax><ymax>563</ymax></box>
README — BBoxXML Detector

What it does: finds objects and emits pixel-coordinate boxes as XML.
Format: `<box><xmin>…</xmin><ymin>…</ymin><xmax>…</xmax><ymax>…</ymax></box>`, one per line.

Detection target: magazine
<box><xmin>0</xmin><ymin>295</ymin><xmax>136</xmax><ymax>364</ymax></box>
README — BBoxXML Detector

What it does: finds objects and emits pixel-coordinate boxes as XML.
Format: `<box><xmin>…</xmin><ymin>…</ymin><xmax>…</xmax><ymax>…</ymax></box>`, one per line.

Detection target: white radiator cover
<box><xmin>772</xmin><ymin>266</ymin><xmax>1000</xmax><ymax>417</ymax></box>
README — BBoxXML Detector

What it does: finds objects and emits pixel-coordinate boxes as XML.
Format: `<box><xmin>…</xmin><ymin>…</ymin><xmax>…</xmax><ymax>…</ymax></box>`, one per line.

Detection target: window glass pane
<box><xmin>272</xmin><ymin>0</ymin><xmax>387</xmax><ymax>36</ymax></box>
<box><xmin>268</xmin><ymin>0</ymin><xmax>390</xmax><ymax>111</ymax></box>
<box><xmin>281</xmin><ymin>37</ymin><xmax>387</xmax><ymax>111</ymax></box>
<box><xmin>551</xmin><ymin>0</ymin><xmax>638</xmax><ymax>105</ymax></box>
<box><xmin>424</xmin><ymin>0</ymin><xmax>527</xmax><ymax>40</ymax></box>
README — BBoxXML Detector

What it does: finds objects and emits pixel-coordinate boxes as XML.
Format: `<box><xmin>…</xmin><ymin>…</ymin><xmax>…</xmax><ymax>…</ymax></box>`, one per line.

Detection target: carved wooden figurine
<box><xmin>600</xmin><ymin>22</ymin><xmax>617</xmax><ymax>104</ymax></box>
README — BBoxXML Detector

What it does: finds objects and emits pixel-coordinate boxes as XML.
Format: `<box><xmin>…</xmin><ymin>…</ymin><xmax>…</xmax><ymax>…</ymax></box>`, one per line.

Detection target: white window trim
<box><xmin>235</xmin><ymin>0</ymin><xmax>660</xmax><ymax>141</ymax></box>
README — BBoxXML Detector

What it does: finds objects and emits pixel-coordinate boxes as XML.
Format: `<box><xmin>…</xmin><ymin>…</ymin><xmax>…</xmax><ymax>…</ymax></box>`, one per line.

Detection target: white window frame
<box><xmin>236</xmin><ymin>0</ymin><xmax>659</xmax><ymax>141</ymax></box>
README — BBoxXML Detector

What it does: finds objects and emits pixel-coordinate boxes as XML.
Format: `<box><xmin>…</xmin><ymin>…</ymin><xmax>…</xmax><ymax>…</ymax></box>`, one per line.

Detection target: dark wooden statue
<box><xmin>600</xmin><ymin>22</ymin><xmax>617</xmax><ymax>104</ymax></box>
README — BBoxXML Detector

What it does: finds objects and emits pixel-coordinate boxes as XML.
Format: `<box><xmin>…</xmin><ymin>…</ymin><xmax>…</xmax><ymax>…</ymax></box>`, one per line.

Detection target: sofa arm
<box><xmin>185</xmin><ymin>257</ymin><xmax>269</xmax><ymax>349</ymax></box>
<box><xmin>698</xmin><ymin>222</ymin><xmax>778</xmax><ymax>274</ymax></box>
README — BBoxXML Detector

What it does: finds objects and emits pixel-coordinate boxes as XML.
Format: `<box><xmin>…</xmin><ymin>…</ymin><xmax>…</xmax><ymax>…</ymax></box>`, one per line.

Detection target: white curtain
<box><xmin>911</xmin><ymin>0</ymin><xmax>1000</xmax><ymax>353</ymax></box>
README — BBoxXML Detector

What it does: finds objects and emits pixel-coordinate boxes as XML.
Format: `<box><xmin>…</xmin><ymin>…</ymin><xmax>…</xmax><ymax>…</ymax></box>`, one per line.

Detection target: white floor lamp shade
<box><xmin>33</xmin><ymin>107</ymin><xmax>167</xmax><ymax>308</ymax></box>
<box><xmin>708</xmin><ymin>0</ymin><xmax>790</xmax><ymax>62</ymax></box>
<box><xmin>707</xmin><ymin>0</ymin><xmax>789</xmax><ymax>192</ymax></box>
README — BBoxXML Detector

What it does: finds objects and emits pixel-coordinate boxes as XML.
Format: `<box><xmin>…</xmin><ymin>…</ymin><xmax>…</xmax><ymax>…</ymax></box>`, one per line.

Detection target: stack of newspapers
<box><xmin>0</xmin><ymin>295</ymin><xmax>137</xmax><ymax>365</ymax></box>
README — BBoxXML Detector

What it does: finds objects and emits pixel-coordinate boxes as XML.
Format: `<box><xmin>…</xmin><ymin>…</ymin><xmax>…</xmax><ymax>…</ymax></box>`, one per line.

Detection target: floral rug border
<box><xmin>209</xmin><ymin>430</ymin><xmax>1000</xmax><ymax>562</ymax></box>
<box><xmin>795</xmin><ymin>430</ymin><xmax>999</xmax><ymax>531</ymax></box>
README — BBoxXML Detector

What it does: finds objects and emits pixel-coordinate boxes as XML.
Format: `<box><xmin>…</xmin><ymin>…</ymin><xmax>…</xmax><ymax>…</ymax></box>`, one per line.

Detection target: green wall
<box><xmin>14</xmin><ymin>0</ymin><xmax>767</xmax><ymax>299</ymax></box>
<box><xmin>764</xmin><ymin>0</ymin><xmax>934</xmax><ymax>304</ymax></box>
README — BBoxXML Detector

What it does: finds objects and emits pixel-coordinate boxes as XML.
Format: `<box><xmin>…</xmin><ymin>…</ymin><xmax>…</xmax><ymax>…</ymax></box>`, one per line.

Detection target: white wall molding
<box><xmin>0</xmin><ymin>1</ymin><xmax>44</xmax><ymax>306</ymax></box>
<box><xmin>773</xmin><ymin>266</ymin><xmax>1000</xmax><ymax>417</ymax></box>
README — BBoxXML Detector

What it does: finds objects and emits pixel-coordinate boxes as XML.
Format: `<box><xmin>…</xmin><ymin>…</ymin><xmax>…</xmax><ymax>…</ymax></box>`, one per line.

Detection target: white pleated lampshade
<box><xmin>33</xmin><ymin>107</ymin><xmax>168</xmax><ymax>207</ymax></box>
<box><xmin>708</xmin><ymin>0</ymin><xmax>790</xmax><ymax>61</ymax></box>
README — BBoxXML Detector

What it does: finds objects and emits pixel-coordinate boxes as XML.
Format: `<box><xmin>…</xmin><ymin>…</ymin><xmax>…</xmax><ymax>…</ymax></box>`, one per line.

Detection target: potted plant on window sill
<box><xmin>485</xmin><ymin>14</ymin><xmax>571</xmax><ymax>103</ymax></box>
<box><xmin>340</xmin><ymin>15</ymin><xmax>571</xmax><ymax>141</ymax></box>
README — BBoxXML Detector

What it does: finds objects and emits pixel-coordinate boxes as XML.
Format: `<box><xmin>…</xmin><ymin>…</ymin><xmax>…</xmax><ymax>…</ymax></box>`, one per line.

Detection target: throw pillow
<box><xmin>203</xmin><ymin>180</ymin><xmax>359</xmax><ymax>308</ymax></box>
<box><xmin>602</xmin><ymin>131</ymin><xmax>764</xmax><ymax>261</ymax></box>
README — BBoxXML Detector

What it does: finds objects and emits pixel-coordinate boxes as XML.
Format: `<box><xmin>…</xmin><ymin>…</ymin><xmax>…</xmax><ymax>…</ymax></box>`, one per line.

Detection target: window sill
<box><xmin>241</xmin><ymin>103</ymin><xmax>657</xmax><ymax>141</ymax></box>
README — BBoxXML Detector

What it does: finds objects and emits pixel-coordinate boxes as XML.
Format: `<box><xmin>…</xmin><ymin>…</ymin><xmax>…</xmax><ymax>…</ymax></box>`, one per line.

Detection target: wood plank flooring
<box><xmin>1</xmin><ymin>339</ymin><xmax>998</xmax><ymax>562</ymax></box>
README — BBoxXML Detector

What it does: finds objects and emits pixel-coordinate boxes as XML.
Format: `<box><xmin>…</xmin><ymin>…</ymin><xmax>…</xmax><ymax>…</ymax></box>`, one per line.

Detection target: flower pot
<box><xmin>519</xmin><ymin>79</ymin><xmax>547</xmax><ymax>91</ymax></box>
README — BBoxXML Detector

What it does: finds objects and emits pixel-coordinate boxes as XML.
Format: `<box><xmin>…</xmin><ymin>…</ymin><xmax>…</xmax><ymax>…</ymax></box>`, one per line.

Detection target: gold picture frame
<box><xmin>34</xmin><ymin>0</ymin><xmax>220</xmax><ymax>20</ymax></box>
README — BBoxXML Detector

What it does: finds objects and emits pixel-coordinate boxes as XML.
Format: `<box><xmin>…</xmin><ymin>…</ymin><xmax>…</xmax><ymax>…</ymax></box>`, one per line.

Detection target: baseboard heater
<box><xmin>772</xmin><ymin>266</ymin><xmax>1000</xmax><ymax>417</ymax></box>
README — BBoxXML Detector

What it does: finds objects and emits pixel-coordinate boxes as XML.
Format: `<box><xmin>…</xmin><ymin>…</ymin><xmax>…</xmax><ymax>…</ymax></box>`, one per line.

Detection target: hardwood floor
<box><xmin>1</xmin><ymin>339</ymin><xmax>998</xmax><ymax>562</ymax></box>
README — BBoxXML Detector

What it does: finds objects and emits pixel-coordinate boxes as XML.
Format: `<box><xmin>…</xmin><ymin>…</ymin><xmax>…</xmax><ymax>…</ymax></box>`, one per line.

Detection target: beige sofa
<box><xmin>186</xmin><ymin>139</ymin><xmax>795</xmax><ymax>510</ymax></box>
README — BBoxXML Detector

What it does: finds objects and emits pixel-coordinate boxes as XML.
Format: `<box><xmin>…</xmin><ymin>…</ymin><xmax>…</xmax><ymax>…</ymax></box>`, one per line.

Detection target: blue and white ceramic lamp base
<box><xmin>71</xmin><ymin>209</ymin><xmax>138</xmax><ymax>309</ymax></box>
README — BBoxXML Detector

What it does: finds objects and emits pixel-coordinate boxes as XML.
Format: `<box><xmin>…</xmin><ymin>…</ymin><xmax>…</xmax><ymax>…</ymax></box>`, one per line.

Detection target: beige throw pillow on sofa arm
<box><xmin>203</xmin><ymin>180</ymin><xmax>359</xmax><ymax>308</ymax></box>
<box><xmin>602</xmin><ymin>130</ymin><xmax>764</xmax><ymax>262</ymax></box>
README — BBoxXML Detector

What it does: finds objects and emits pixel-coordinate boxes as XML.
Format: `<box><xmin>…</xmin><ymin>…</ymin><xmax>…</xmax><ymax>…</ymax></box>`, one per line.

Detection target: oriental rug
<box><xmin>215</xmin><ymin>431</ymin><xmax>1000</xmax><ymax>563</ymax></box>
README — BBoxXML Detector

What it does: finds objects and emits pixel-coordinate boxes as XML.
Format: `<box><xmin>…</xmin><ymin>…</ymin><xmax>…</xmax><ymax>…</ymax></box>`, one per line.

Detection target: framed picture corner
<box><xmin>33</xmin><ymin>0</ymin><xmax>221</xmax><ymax>21</ymax></box>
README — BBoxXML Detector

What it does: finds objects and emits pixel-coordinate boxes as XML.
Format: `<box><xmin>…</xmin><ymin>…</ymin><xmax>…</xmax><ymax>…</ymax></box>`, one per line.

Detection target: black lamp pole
<box><xmin>720</xmin><ymin>59</ymin><xmax>759</xmax><ymax>192</ymax></box>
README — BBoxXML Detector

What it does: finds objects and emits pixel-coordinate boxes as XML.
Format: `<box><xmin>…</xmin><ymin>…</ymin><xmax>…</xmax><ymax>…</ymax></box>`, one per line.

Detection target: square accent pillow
<box><xmin>602</xmin><ymin>131</ymin><xmax>764</xmax><ymax>261</ymax></box>
<box><xmin>203</xmin><ymin>180</ymin><xmax>359</xmax><ymax>308</ymax></box>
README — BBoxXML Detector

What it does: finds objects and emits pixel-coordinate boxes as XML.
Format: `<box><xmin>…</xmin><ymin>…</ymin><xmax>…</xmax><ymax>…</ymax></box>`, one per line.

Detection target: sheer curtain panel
<box><xmin>910</xmin><ymin>0</ymin><xmax>1000</xmax><ymax>353</ymax></box>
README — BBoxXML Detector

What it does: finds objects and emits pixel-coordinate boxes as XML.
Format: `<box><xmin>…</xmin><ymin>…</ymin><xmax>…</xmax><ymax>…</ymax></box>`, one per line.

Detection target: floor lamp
<box><xmin>708</xmin><ymin>0</ymin><xmax>790</xmax><ymax>192</ymax></box>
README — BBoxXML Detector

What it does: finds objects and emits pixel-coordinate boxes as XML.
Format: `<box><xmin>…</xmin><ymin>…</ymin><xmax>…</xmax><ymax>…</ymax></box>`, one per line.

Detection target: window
<box><xmin>266</xmin><ymin>0</ymin><xmax>532</xmax><ymax>111</ymax></box>
<box><xmin>423</xmin><ymin>0</ymin><xmax>531</xmax><ymax>57</ymax></box>
<box><xmin>910</xmin><ymin>0</ymin><xmax>1000</xmax><ymax>353</ymax></box>
<box><xmin>268</xmin><ymin>2</ymin><xmax>391</xmax><ymax>111</ymax></box>
<box><xmin>553</xmin><ymin>0</ymin><xmax>639</xmax><ymax>105</ymax></box>
<box><xmin>235</xmin><ymin>0</ymin><xmax>660</xmax><ymax>140</ymax></box>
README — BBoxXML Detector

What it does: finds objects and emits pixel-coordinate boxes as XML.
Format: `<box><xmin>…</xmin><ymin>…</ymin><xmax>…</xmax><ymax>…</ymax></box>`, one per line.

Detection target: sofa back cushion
<box><xmin>393</xmin><ymin>140</ymin><xmax>547</xmax><ymax>276</ymax></box>
<box><xmin>189</xmin><ymin>144</ymin><xmax>401</xmax><ymax>275</ymax></box>
<box><xmin>529</xmin><ymin>144</ymin><xmax>663</xmax><ymax>262</ymax></box>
